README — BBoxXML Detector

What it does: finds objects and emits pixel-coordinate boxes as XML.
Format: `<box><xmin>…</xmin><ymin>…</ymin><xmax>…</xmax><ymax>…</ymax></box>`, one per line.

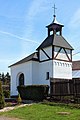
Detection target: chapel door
<box><xmin>19</xmin><ymin>73</ymin><xmax>24</xmax><ymax>86</ymax></box>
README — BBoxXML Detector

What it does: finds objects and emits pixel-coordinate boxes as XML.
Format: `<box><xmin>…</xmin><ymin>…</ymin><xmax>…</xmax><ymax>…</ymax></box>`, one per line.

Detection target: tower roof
<box><xmin>37</xmin><ymin>4</ymin><xmax>73</xmax><ymax>50</ymax></box>
<box><xmin>46</xmin><ymin>17</ymin><xmax>64</xmax><ymax>33</ymax></box>
<box><xmin>46</xmin><ymin>4</ymin><xmax>64</xmax><ymax>32</ymax></box>
<box><xmin>46</xmin><ymin>14</ymin><xmax>64</xmax><ymax>28</ymax></box>
<box><xmin>36</xmin><ymin>34</ymin><xmax>74</xmax><ymax>50</ymax></box>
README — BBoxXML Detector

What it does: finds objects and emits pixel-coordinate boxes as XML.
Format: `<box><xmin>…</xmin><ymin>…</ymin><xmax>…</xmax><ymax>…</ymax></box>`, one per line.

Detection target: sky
<box><xmin>0</xmin><ymin>0</ymin><xmax>80</xmax><ymax>74</ymax></box>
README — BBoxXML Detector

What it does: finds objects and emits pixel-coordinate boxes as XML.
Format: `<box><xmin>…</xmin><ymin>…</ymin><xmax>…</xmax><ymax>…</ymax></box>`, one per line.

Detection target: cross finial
<box><xmin>52</xmin><ymin>4</ymin><xmax>57</xmax><ymax>17</ymax></box>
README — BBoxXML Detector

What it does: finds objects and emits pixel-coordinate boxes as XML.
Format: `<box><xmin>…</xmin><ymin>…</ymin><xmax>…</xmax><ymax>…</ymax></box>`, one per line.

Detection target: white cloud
<box><xmin>0</xmin><ymin>30</ymin><xmax>39</xmax><ymax>44</ymax></box>
<box><xmin>21</xmin><ymin>0</ymin><xmax>49</xmax><ymax>57</ymax></box>
<box><xmin>23</xmin><ymin>0</ymin><xmax>49</xmax><ymax>38</ymax></box>
<box><xmin>68</xmin><ymin>8</ymin><xmax>80</xmax><ymax>29</ymax></box>
<box><xmin>27</xmin><ymin>0</ymin><xmax>49</xmax><ymax>20</ymax></box>
<box><xmin>67</xmin><ymin>8</ymin><xmax>80</xmax><ymax>59</ymax></box>
<box><xmin>0</xmin><ymin>30</ymin><xmax>39</xmax><ymax>59</ymax></box>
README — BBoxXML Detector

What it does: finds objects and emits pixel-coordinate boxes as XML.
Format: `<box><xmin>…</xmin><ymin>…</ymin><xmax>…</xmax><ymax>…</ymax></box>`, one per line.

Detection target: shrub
<box><xmin>17</xmin><ymin>94</ymin><xmax>22</xmax><ymax>104</ymax></box>
<box><xmin>0</xmin><ymin>81</ymin><xmax>5</xmax><ymax>109</ymax></box>
<box><xmin>17</xmin><ymin>85</ymin><xmax>49</xmax><ymax>101</ymax></box>
<box><xmin>3</xmin><ymin>90</ymin><xmax>10</xmax><ymax>98</ymax></box>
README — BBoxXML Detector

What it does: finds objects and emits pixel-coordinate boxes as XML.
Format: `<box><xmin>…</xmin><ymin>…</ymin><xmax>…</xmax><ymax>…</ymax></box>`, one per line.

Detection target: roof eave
<box><xmin>46</xmin><ymin>23</ymin><xmax>64</xmax><ymax>28</ymax></box>
<box><xmin>9</xmin><ymin>58</ymin><xmax>39</xmax><ymax>68</ymax></box>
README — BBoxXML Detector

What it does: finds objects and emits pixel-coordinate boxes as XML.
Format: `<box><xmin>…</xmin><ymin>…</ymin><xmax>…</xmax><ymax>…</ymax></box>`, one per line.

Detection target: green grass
<box><xmin>0</xmin><ymin>103</ymin><xmax>80</xmax><ymax>120</ymax></box>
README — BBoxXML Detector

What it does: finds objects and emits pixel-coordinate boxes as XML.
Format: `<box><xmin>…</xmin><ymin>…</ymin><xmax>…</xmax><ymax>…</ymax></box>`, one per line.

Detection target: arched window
<box><xmin>19</xmin><ymin>73</ymin><xmax>24</xmax><ymax>86</ymax></box>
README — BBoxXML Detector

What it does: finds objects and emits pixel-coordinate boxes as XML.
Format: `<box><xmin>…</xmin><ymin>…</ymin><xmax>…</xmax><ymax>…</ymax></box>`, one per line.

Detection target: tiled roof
<box><xmin>72</xmin><ymin>60</ymin><xmax>80</xmax><ymax>70</ymax></box>
<box><xmin>36</xmin><ymin>34</ymin><xmax>73</xmax><ymax>50</ymax></box>
<box><xmin>9</xmin><ymin>52</ymin><xmax>39</xmax><ymax>67</ymax></box>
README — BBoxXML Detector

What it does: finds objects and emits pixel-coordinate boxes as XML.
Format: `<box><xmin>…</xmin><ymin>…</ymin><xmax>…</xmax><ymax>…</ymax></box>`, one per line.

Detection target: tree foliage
<box><xmin>0</xmin><ymin>72</ymin><xmax>10</xmax><ymax>85</ymax></box>
<box><xmin>0</xmin><ymin>81</ymin><xmax>5</xmax><ymax>109</ymax></box>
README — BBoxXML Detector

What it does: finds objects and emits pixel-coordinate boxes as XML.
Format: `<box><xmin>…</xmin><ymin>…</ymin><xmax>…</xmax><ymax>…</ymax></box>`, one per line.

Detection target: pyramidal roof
<box><xmin>36</xmin><ymin>34</ymin><xmax>74</xmax><ymax>50</ymax></box>
<box><xmin>37</xmin><ymin>11</ymin><xmax>73</xmax><ymax>50</ymax></box>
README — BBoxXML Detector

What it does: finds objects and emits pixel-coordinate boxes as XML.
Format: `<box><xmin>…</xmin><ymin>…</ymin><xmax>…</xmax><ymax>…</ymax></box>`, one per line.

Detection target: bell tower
<box><xmin>36</xmin><ymin>4</ymin><xmax>73</xmax><ymax>82</ymax></box>
<box><xmin>46</xmin><ymin>4</ymin><xmax>64</xmax><ymax>36</ymax></box>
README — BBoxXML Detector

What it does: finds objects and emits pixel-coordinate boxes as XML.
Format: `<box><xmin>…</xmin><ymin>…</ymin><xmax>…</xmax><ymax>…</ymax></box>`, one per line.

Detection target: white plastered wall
<box><xmin>39</xmin><ymin>60</ymin><xmax>53</xmax><ymax>86</ymax></box>
<box><xmin>10</xmin><ymin>61</ymin><xmax>32</xmax><ymax>96</ymax></box>
<box><xmin>32</xmin><ymin>61</ymin><xmax>39</xmax><ymax>84</ymax></box>
<box><xmin>40</xmin><ymin>46</ymin><xmax>52</xmax><ymax>61</ymax></box>
<box><xmin>54</xmin><ymin>46</ymin><xmax>71</xmax><ymax>61</ymax></box>
<box><xmin>53</xmin><ymin>60</ymin><xmax>72</xmax><ymax>79</ymax></box>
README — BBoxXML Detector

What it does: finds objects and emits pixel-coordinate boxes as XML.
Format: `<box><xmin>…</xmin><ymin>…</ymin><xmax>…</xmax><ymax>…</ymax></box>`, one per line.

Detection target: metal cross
<box><xmin>52</xmin><ymin>4</ymin><xmax>57</xmax><ymax>16</ymax></box>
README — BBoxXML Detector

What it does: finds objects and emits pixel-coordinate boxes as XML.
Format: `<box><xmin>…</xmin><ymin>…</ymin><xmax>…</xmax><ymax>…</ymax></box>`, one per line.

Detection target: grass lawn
<box><xmin>0</xmin><ymin>102</ymin><xmax>80</xmax><ymax>120</ymax></box>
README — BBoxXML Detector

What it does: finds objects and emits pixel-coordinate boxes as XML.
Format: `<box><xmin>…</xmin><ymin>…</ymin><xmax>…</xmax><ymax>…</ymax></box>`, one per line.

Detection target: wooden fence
<box><xmin>50</xmin><ymin>79</ymin><xmax>80</xmax><ymax>98</ymax></box>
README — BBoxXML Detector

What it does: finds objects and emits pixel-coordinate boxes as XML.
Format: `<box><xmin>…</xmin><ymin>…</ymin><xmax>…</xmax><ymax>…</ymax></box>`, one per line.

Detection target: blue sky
<box><xmin>0</xmin><ymin>0</ymin><xmax>80</xmax><ymax>73</ymax></box>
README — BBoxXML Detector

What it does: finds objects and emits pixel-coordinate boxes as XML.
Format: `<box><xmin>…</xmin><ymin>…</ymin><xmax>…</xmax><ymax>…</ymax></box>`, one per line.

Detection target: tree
<box><xmin>5</xmin><ymin>72</ymin><xmax>10</xmax><ymax>84</ymax></box>
<box><xmin>0</xmin><ymin>73</ymin><xmax>1</xmax><ymax>81</ymax></box>
<box><xmin>1</xmin><ymin>73</ymin><xmax>5</xmax><ymax>84</ymax></box>
<box><xmin>0</xmin><ymin>81</ymin><xmax>5</xmax><ymax>109</ymax></box>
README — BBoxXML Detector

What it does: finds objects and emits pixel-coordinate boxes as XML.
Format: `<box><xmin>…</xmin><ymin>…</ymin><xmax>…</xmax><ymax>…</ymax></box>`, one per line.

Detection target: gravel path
<box><xmin>0</xmin><ymin>104</ymin><xmax>31</xmax><ymax>120</ymax></box>
<box><xmin>0</xmin><ymin>104</ymin><xmax>28</xmax><ymax>112</ymax></box>
<box><xmin>0</xmin><ymin>116</ymin><xmax>20</xmax><ymax>120</ymax></box>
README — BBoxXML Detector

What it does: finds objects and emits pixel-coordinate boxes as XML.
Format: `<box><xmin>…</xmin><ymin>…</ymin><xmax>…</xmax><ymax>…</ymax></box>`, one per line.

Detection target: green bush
<box><xmin>17</xmin><ymin>94</ymin><xmax>22</xmax><ymax>104</ymax></box>
<box><xmin>3</xmin><ymin>90</ymin><xmax>10</xmax><ymax>98</ymax></box>
<box><xmin>0</xmin><ymin>81</ymin><xmax>5</xmax><ymax>109</ymax></box>
<box><xmin>17</xmin><ymin>85</ymin><xmax>49</xmax><ymax>101</ymax></box>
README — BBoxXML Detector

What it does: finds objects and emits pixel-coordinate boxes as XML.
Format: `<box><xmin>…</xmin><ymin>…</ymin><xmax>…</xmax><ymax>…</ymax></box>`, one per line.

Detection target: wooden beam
<box><xmin>54</xmin><ymin>47</ymin><xmax>62</xmax><ymax>59</ymax></box>
<box><xmin>63</xmin><ymin>48</ymin><xmax>71</xmax><ymax>61</ymax></box>
<box><xmin>41</xmin><ymin>48</ymin><xmax>51</xmax><ymax>59</ymax></box>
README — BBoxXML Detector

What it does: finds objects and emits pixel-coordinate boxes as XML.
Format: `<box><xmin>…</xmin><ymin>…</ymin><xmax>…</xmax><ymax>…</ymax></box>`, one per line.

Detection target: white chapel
<box><xmin>9</xmin><ymin>8</ymin><xmax>73</xmax><ymax>97</ymax></box>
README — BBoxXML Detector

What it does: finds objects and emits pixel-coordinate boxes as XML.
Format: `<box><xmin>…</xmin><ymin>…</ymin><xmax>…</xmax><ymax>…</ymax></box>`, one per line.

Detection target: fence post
<box><xmin>67</xmin><ymin>80</ymin><xmax>70</xmax><ymax>95</ymax></box>
<box><xmin>73</xmin><ymin>79</ymin><xmax>76</xmax><ymax>99</ymax></box>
